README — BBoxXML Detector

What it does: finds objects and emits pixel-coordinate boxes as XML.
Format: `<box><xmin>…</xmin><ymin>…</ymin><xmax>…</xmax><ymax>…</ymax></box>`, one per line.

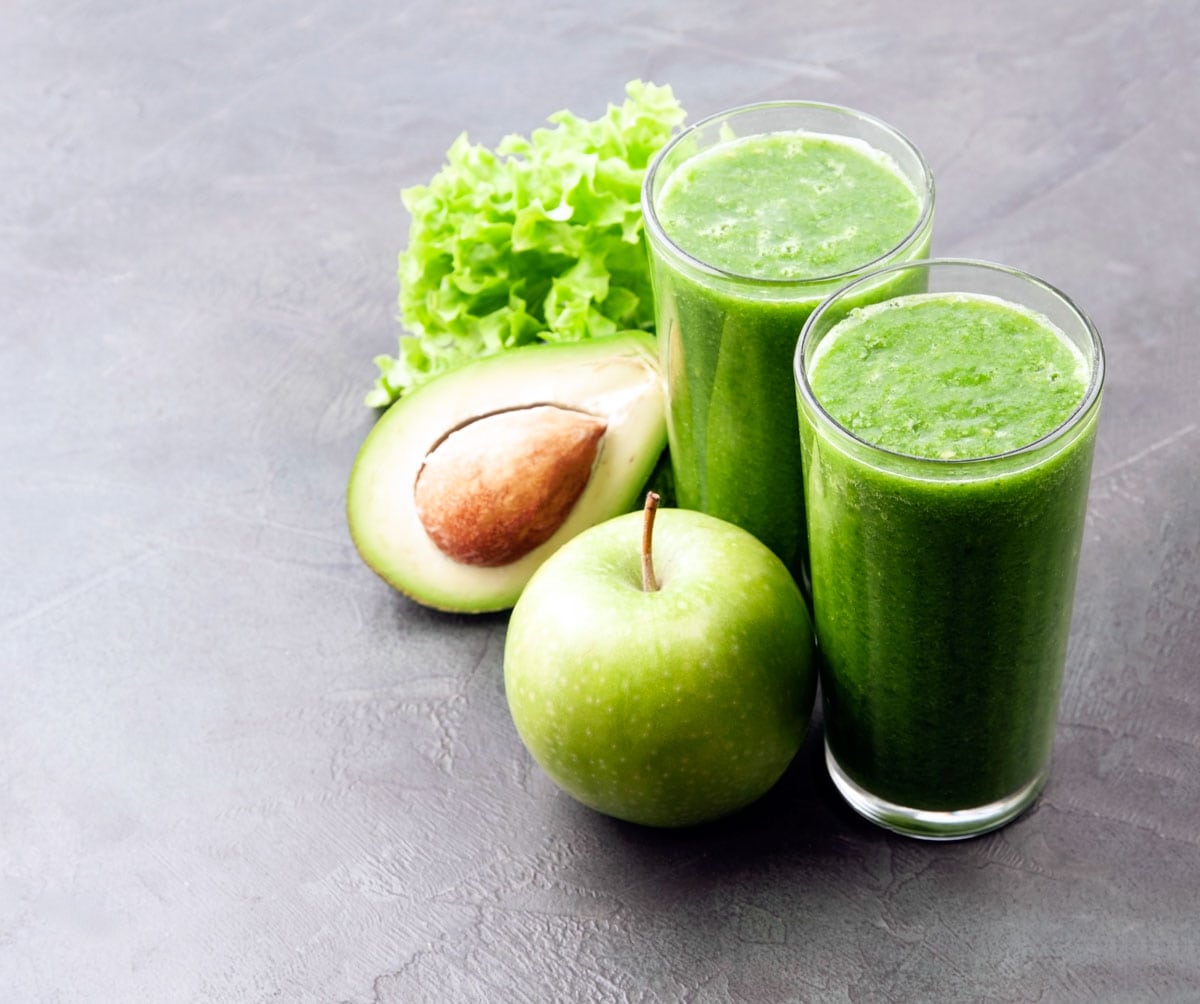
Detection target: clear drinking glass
<box><xmin>795</xmin><ymin>258</ymin><xmax>1105</xmax><ymax>839</ymax></box>
<box><xmin>641</xmin><ymin>101</ymin><xmax>935</xmax><ymax>583</ymax></box>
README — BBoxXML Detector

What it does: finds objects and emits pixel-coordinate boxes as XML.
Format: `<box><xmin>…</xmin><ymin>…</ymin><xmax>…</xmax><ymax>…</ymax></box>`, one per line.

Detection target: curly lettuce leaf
<box><xmin>365</xmin><ymin>80</ymin><xmax>686</xmax><ymax>407</ymax></box>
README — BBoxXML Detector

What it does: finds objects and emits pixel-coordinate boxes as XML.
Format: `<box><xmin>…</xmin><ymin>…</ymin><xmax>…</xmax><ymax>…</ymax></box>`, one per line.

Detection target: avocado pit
<box><xmin>414</xmin><ymin>405</ymin><xmax>608</xmax><ymax>567</ymax></box>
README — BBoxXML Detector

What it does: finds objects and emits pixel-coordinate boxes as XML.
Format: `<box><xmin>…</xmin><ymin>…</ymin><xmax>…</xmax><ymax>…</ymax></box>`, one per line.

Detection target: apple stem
<box><xmin>641</xmin><ymin>491</ymin><xmax>660</xmax><ymax>593</ymax></box>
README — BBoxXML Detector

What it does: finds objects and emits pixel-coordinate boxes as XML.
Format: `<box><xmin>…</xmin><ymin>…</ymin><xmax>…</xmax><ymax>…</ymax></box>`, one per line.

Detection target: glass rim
<box><xmin>640</xmin><ymin>99</ymin><xmax>937</xmax><ymax>289</ymax></box>
<box><xmin>794</xmin><ymin>257</ymin><xmax>1106</xmax><ymax>469</ymax></box>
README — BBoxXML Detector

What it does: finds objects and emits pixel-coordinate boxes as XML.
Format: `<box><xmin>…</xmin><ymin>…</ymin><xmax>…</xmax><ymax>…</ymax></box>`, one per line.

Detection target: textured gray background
<box><xmin>3</xmin><ymin>1</ymin><xmax>1199</xmax><ymax>1001</ymax></box>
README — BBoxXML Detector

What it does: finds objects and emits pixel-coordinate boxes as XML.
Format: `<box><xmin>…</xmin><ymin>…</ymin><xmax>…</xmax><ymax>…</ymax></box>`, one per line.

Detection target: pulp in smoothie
<box><xmin>656</xmin><ymin>131</ymin><xmax>921</xmax><ymax>280</ymax></box>
<box><xmin>809</xmin><ymin>292</ymin><xmax>1089</xmax><ymax>459</ymax></box>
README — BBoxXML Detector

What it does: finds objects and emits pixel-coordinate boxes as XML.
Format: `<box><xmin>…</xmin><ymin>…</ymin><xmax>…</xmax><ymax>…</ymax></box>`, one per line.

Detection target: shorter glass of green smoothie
<box><xmin>795</xmin><ymin>258</ymin><xmax>1105</xmax><ymax>840</ymax></box>
<box><xmin>641</xmin><ymin>102</ymin><xmax>935</xmax><ymax>584</ymax></box>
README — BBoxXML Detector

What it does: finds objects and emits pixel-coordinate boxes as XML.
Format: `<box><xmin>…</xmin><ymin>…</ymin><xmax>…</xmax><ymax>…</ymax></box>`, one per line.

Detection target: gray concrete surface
<box><xmin>3</xmin><ymin>1</ymin><xmax>1198</xmax><ymax>1000</ymax></box>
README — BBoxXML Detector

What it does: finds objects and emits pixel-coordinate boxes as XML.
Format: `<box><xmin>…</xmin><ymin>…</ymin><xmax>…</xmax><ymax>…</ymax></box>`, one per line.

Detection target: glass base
<box><xmin>825</xmin><ymin>741</ymin><xmax>1048</xmax><ymax>841</ymax></box>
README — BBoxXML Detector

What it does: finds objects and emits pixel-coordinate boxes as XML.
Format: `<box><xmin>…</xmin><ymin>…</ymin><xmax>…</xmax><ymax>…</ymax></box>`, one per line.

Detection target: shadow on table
<box><xmin>585</xmin><ymin>716</ymin><xmax>889</xmax><ymax>874</ymax></box>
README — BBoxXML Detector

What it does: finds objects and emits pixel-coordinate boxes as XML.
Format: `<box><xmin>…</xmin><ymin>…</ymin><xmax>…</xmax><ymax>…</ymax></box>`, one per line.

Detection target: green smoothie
<box><xmin>643</xmin><ymin>105</ymin><xmax>933</xmax><ymax>578</ymax></box>
<box><xmin>656</xmin><ymin>132</ymin><xmax>922</xmax><ymax>281</ymax></box>
<box><xmin>797</xmin><ymin>281</ymin><xmax>1103</xmax><ymax>834</ymax></box>
<box><xmin>810</xmin><ymin>293</ymin><xmax>1089</xmax><ymax>459</ymax></box>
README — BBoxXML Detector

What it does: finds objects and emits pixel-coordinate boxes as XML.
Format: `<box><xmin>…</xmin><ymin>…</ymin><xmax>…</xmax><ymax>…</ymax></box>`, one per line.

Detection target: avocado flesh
<box><xmin>346</xmin><ymin>332</ymin><xmax>667</xmax><ymax>613</ymax></box>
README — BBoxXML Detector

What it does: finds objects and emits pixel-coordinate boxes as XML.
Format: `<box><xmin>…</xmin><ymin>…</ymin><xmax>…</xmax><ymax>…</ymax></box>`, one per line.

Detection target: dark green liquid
<box><xmin>651</xmin><ymin>131</ymin><xmax>925</xmax><ymax>574</ymax></box>
<box><xmin>803</xmin><ymin>293</ymin><xmax>1097</xmax><ymax>810</ymax></box>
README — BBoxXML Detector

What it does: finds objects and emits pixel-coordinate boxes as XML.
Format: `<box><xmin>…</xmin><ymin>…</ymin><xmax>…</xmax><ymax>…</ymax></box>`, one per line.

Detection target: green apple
<box><xmin>503</xmin><ymin>495</ymin><xmax>816</xmax><ymax>827</ymax></box>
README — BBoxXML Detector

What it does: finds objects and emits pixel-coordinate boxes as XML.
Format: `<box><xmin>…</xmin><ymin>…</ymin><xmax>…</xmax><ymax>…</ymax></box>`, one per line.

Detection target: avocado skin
<box><xmin>346</xmin><ymin>332</ymin><xmax>668</xmax><ymax>613</ymax></box>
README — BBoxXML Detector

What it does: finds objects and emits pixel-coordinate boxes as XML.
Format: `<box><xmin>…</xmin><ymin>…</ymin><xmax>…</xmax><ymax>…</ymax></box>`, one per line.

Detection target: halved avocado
<box><xmin>347</xmin><ymin>331</ymin><xmax>666</xmax><ymax>613</ymax></box>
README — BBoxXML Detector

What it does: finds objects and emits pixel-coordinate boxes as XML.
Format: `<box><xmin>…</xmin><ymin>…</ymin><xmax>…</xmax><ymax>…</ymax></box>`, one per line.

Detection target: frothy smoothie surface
<box><xmin>809</xmin><ymin>292</ymin><xmax>1090</xmax><ymax>460</ymax></box>
<box><xmin>655</xmin><ymin>131</ymin><xmax>921</xmax><ymax>281</ymax></box>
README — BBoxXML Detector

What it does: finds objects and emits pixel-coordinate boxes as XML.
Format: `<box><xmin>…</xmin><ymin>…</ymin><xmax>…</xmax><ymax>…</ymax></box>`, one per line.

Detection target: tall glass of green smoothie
<box><xmin>642</xmin><ymin>102</ymin><xmax>935</xmax><ymax>582</ymax></box>
<box><xmin>795</xmin><ymin>259</ymin><xmax>1105</xmax><ymax>840</ymax></box>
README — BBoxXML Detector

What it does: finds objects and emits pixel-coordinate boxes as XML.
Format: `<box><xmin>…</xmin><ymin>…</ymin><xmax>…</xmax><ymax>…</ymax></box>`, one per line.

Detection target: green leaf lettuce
<box><xmin>365</xmin><ymin>80</ymin><xmax>686</xmax><ymax>407</ymax></box>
